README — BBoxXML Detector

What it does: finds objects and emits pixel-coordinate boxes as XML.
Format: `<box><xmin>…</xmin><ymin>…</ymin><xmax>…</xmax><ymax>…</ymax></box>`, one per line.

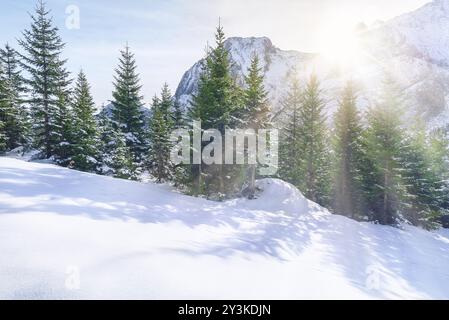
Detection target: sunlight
<box><xmin>316</xmin><ymin>19</ymin><xmax>363</xmax><ymax>68</ymax></box>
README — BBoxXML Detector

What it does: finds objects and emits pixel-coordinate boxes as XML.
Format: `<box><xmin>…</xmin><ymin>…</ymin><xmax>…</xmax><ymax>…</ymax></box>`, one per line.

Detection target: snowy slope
<box><xmin>175</xmin><ymin>0</ymin><xmax>449</xmax><ymax>129</ymax></box>
<box><xmin>1</xmin><ymin>157</ymin><xmax>449</xmax><ymax>299</ymax></box>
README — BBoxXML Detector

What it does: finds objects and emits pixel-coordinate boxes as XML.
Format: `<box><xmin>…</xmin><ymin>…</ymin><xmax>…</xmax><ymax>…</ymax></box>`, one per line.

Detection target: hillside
<box><xmin>1</xmin><ymin>157</ymin><xmax>448</xmax><ymax>299</ymax></box>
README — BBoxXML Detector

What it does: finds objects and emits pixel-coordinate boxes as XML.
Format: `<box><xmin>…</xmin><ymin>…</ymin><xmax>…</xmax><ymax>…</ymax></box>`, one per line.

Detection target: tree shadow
<box><xmin>2</xmin><ymin>159</ymin><xmax>449</xmax><ymax>298</ymax></box>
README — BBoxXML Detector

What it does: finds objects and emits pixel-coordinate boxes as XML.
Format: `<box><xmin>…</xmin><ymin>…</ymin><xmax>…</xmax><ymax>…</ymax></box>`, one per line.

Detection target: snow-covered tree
<box><xmin>278</xmin><ymin>76</ymin><xmax>303</xmax><ymax>187</ymax></box>
<box><xmin>0</xmin><ymin>46</ymin><xmax>29</xmax><ymax>150</ymax></box>
<box><xmin>429</xmin><ymin>129</ymin><xmax>449</xmax><ymax>225</ymax></box>
<box><xmin>188</xmin><ymin>23</ymin><xmax>243</xmax><ymax>198</ymax></box>
<box><xmin>70</xmin><ymin>70</ymin><xmax>101</xmax><ymax>172</ymax></box>
<box><xmin>297</xmin><ymin>74</ymin><xmax>331</xmax><ymax>206</ymax></box>
<box><xmin>19</xmin><ymin>0</ymin><xmax>71</xmax><ymax>158</ymax></box>
<box><xmin>98</xmin><ymin>113</ymin><xmax>137</xmax><ymax>180</ymax></box>
<box><xmin>241</xmin><ymin>54</ymin><xmax>270</xmax><ymax>198</ymax></box>
<box><xmin>147</xmin><ymin>93</ymin><xmax>173</xmax><ymax>182</ymax></box>
<box><xmin>111</xmin><ymin>45</ymin><xmax>145</xmax><ymax>163</ymax></box>
<box><xmin>0</xmin><ymin>118</ymin><xmax>6</xmax><ymax>152</ymax></box>
<box><xmin>171</xmin><ymin>99</ymin><xmax>185</xmax><ymax>129</ymax></box>
<box><xmin>361</xmin><ymin>77</ymin><xmax>407</xmax><ymax>225</ymax></box>
<box><xmin>400</xmin><ymin>126</ymin><xmax>446</xmax><ymax>229</ymax></box>
<box><xmin>52</xmin><ymin>88</ymin><xmax>75</xmax><ymax>165</ymax></box>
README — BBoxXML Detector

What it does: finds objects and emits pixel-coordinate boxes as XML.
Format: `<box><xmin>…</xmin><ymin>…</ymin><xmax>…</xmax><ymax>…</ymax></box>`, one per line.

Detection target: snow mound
<box><xmin>247</xmin><ymin>178</ymin><xmax>328</xmax><ymax>217</ymax></box>
<box><xmin>1</xmin><ymin>157</ymin><xmax>449</xmax><ymax>299</ymax></box>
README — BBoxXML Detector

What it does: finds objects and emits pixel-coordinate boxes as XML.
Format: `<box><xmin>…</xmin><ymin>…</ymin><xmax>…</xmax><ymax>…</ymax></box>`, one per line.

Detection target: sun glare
<box><xmin>316</xmin><ymin>21</ymin><xmax>363</xmax><ymax>68</ymax></box>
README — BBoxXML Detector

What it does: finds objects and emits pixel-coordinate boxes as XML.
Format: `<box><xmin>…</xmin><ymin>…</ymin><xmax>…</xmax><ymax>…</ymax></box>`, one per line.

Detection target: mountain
<box><xmin>95</xmin><ymin>101</ymin><xmax>152</xmax><ymax>125</ymax></box>
<box><xmin>175</xmin><ymin>0</ymin><xmax>449</xmax><ymax>130</ymax></box>
<box><xmin>2</xmin><ymin>156</ymin><xmax>449</xmax><ymax>299</ymax></box>
<box><xmin>175</xmin><ymin>37</ymin><xmax>320</xmax><ymax>120</ymax></box>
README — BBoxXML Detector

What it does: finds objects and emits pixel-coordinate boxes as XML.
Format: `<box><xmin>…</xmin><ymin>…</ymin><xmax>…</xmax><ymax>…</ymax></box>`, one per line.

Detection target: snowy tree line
<box><xmin>1</xmin><ymin>1</ymin><xmax>448</xmax><ymax>229</ymax></box>
<box><xmin>278</xmin><ymin>74</ymin><xmax>449</xmax><ymax>229</ymax></box>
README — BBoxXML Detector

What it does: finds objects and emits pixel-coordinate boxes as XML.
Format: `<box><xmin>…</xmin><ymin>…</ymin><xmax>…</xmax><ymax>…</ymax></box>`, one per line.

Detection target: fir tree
<box><xmin>111</xmin><ymin>45</ymin><xmax>145</xmax><ymax>163</ymax></box>
<box><xmin>98</xmin><ymin>114</ymin><xmax>137</xmax><ymax>180</ymax></box>
<box><xmin>159</xmin><ymin>83</ymin><xmax>175</xmax><ymax>125</ymax></box>
<box><xmin>429</xmin><ymin>129</ymin><xmax>449</xmax><ymax>224</ymax></box>
<box><xmin>332</xmin><ymin>81</ymin><xmax>365</xmax><ymax>219</ymax></box>
<box><xmin>172</xmin><ymin>99</ymin><xmax>185</xmax><ymax>129</ymax></box>
<box><xmin>400</xmin><ymin>126</ymin><xmax>445</xmax><ymax>229</ymax></box>
<box><xmin>297</xmin><ymin>74</ymin><xmax>331</xmax><ymax>206</ymax></box>
<box><xmin>52</xmin><ymin>88</ymin><xmax>74</xmax><ymax>165</ymax></box>
<box><xmin>0</xmin><ymin>44</ymin><xmax>27</xmax><ymax>96</ymax></box>
<box><xmin>278</xmin><ymin>76</ymin><xmax>303</xmax><ymax>187</ymax></box>
<box><xmin>98</xmin><ymin>114</ymin><xmax>115</xmax><ymax>174</ymax></box>
<box><xmin>70</xmin><ymin>70</ymin><xmax>100</xmax><ymax>172</ymax></box>
<box><xmin>147</xmin><ymin>94</ymin><xmax>173</xmax><ymax>182</ymax></box>
<box><xmin>170</xmin><ymin>99</ymin><xmax>188</xmax><ymax>187</ymax></box>
<box><xmin>0</xmin><ymin>118</ymin><xmax>6</xmax><ymax>152</ymax></box>
<box><xmin>361</xmin><ymin>77</ymin><xmax>407</xmax><ymax>225</ymax></box>
<box><xmin>19</xmin><ymin>0</ymin><xmax>71</xmax><ymax>158</ymax></box>
<box><xmin>188</xmin><ymin>23</ymin><xmax>242</xmax><ymax>198</ymax></box>
<box><xmin>0</xmin><ymin>44</ymin><xmax>29</xmax><ymax>149</ymax></box>
<box><xmin>429</xmin><ymin>129</ymin><xmax>449</xmax><ymax>187</ymax></box>
<box><xmin>109</xmin><ymin>129</ymin><xmax>138</xmax><ymax>180</ymax></box>
<box><xmin>241</xmin><ymin>54</ymin><xmax>270</xmax><ymax>198</ymax></box>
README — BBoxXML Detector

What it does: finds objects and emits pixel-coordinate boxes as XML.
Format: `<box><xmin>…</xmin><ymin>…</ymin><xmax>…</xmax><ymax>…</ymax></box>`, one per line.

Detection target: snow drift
<box><xmin>0</xmin><ymin>157</ymin><xmax>449</xmax><ymax>299</ymax></box>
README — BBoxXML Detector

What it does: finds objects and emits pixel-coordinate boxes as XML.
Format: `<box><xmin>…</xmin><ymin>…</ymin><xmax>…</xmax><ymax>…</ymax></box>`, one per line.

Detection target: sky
<box><xmin>0</xmin><ymin>0</ymin><xmax>431</xmax><ymax>106</ymax></box>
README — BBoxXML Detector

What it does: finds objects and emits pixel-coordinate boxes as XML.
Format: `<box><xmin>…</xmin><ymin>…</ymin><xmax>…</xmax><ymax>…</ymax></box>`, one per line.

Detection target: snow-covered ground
<box><xmin>0</xmin><ymin>157</ymin><xmax>449</xmax><ymax>299</ymax></box>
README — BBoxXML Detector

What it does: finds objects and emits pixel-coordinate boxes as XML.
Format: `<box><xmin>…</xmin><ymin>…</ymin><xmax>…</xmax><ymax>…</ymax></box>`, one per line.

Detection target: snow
<box><xmin>1</xmin><ymin>157</ymin><xmax>449</xmax><ymax>299</ymax></box>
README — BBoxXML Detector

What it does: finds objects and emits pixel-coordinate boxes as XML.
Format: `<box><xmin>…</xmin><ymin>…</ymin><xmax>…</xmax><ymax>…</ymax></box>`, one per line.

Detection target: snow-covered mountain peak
<box><xmin>175</xmin><ymin>36</ymin><xmax>316</xmax><ymax>110</ymax></box>
<box><xmin>371</xmin><ymin>0</ymin><xmax>449</xmax><ymax>66</ymax></box>
<box><xmin>225</xmin><ymin>36</ymin><xmax>274</xmax><ymax>51</ymax></box>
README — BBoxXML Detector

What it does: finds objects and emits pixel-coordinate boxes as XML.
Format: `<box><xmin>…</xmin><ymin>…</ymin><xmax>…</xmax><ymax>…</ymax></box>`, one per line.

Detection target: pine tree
<box><xmin>159</xmin><ymin>83</ymin><xmax>175</xmax><ymax>125</ymax></box>
<box><xmin>429</xmin><ymin>129</ymin><xmax>449</xmax><ymax>225</ymax></box>
<box><xmin>0</xmin><ymin>44</ymin><xmax>26</xmax><ymax>94</ymax></box>
<box><xmin>52</xmin><ymin>88</ymin><xmax>75</xmax><ymax>165</ymax></box>
<box><xmin>0</xmin><ymin>44</ymin><xmax>29</xmax><ymax>150</ymax></box>
<box><xmin>98</xmin><ymin>113</ymin><xmax>137</xmax><ymax>180</ymax></box>
<box><xmin>332</xmin><ymin>81</ymin><xmax>365</xmax><ymax>219</ymax></box>
<box><xmin>98</xmin><ymin>114</ymin><xmax>115</xmax><ymax>174</ymax></box>
<box><xmin>169</xmin><ymin>99</ymin><xmax>188</xmax><ymax>187</ymax></box>
<box><xmin>278</xmin><ymin>76</ymin><xmax>303</xmax><ymax>186</ymax></box>
<box><xmin>400</xmin><ymin>126</ymin><xmax>445</xmax><ymax>229</ymax></box>
<box><xmin>111</xmin><ymin>45</ymin><xmax>145</xmax><ymax>163</ymax></box>
<box><xmin>241</xmin><ymin>54</ymin><xmax>271</xmax><ymax>198</ymax></box>
<box><xmin>188</xmin><ymin>23</ymin><xmax>242</xmax><ymax>198</ymax></box>
<box><xmin>19</xmin><ymin>0</ymin><xmax>71</xmax><ymax>158</ymax></box>
<box><xmin>0</xmin><ymin>118</ymin><xmax>6</xmax><ymax>152</ymax></box>
<box><xmin>429</xmin><ymin>129</ymin><xmax>449</xmax><ymax>187</ymax></box>
<box><xmin>109</xmin><ymin>129</ymin><xmax>138</xmax><ymax>180</ymax></box>
<box><xmin>172</xmin><ymin>99</ymin><xmax>185</xmax><ymax>129</ymax></box>
<box><xmin>70</xmin><ymin>70</ymin><xmax>100</xmax><ymax>172</ymax></box>
<box><xmin>297</xmin><ymin>74</ymin><xmax>331</xmax><ymax>206</ymax></box>
<box><xmin>147</xmin><ymin>94</ymin><xmax>173</xmax><ymax>182</ymax></box>
<box><xmin>361</xmin><ymin>77</ymin><xmax>407</xmax><ymax>225</ymax></box>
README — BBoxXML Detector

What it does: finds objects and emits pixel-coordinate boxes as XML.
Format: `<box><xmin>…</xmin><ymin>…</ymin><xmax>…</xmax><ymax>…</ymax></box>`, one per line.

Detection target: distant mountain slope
<box><xmin>175</xmin><ymin>0</ymin><xmax>449</xmax><ymax>130</ymax></box>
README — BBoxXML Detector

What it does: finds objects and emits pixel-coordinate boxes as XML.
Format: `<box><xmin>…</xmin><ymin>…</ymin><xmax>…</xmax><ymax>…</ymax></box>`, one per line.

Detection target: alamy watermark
<box><xmin>170</xmin><ymin>120</ymin><xmax>279</xmax><ymax>176</ymax></box>
<box><xmin>65</xmin><ymin>265</ymin><xmax>80</xmax><ymax>290</ymax></box>
<box><xmin>65</xmin><ymin>5</ymin><xmax>80</xmax><ymax>30</ymax></box>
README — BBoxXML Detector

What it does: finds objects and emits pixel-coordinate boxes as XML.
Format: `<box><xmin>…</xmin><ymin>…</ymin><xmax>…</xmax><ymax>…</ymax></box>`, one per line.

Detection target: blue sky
<box><xmin>0</xmin><ymin>0</ymin><xmax>429</xmax><ymax>105</ymax></box>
